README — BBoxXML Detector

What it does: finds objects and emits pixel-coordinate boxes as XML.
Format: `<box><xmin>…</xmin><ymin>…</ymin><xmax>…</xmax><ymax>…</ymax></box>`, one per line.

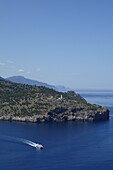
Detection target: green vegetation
<box><xmin>0</xmin><ymin>79</ymin><xmax>108</xmax><ymax>122</ymax></box>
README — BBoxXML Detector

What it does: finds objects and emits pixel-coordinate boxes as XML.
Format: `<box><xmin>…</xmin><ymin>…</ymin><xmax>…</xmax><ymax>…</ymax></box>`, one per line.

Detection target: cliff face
<box><xmin>46</xmin><ymin>106</ymin><xmax>109</xmax><ymax>122</ymax></box>
<box><xmin>0</xmin><ymin>79</ymin><xmax>109</xmax><ymax>122</ymax></box>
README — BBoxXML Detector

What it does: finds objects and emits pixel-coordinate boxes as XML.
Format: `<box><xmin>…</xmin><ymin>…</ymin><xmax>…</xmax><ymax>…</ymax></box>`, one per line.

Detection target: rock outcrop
<box><xmin>46</xmin><ymin>106</ymin><xmax>109</xmax><ymax>122</ymax></box>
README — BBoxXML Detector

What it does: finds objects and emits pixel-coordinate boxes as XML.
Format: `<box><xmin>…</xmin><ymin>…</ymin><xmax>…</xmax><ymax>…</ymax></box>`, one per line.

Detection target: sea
<box><xmin>0</xmin><ymin>90</ymin><xmax>113</xmax><ymax>170</ymax></box>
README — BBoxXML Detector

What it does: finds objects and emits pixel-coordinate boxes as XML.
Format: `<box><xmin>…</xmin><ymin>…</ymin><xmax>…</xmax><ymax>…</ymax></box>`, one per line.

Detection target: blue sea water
<box><xmin>0</xmin><ymin>90</ymin><xmax>113</xmax><ymax>170</ymax></box>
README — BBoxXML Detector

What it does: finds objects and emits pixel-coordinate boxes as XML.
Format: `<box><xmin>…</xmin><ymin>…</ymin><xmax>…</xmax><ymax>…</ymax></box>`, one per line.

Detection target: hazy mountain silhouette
<box><xmin>6</xmin><ymin>76</ymin><xmax>70</xmax><ymax>92</ymax></box>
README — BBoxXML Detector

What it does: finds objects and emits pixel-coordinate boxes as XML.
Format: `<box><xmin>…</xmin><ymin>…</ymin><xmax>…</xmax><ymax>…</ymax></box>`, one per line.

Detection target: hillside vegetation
<box><xmin>0</xmin><ymin>79</ymin><xmax>109</xmax><ymax>122</ymax></box>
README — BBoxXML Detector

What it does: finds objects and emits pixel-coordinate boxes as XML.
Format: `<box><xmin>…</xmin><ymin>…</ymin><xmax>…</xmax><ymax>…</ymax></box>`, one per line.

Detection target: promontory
<box><xmin>0</xmin><ymin>78</ymin><xmax>109</xmax><ymax>122</ymax></box>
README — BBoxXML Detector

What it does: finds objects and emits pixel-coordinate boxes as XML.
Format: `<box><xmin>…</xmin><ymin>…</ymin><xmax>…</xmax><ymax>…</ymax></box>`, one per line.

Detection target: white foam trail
<box><xmin>0</xmin><ymin>135</ymin><xmax>38</xmax><ymax>148</ymax></box>
<box><xmin>19</xmin><ymin>138</ymin><xmax>36</xmax><ymax>147</ymax></box>
<box><xmin>16</xmin><ymin>138</ymin><xmax>43</xmax><ymax>149</ymax></box>
<box><xmin>16</xmin><ymin>137</ymin><xmax>37</xmax><ymax>147</ymax></box>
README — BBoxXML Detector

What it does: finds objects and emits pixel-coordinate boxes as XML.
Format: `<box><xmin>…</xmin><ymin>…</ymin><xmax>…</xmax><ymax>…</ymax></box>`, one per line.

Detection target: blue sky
<box><xmin>0</xmin><ymin>0</ymin><xmax>113</xmax><ymax>89</ymax></box>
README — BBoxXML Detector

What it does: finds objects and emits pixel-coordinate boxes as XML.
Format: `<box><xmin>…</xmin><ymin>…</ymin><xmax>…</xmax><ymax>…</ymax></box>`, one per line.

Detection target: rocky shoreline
<box><xmin>0</xmin><ymin>106</ymin><xmax>109</xmax><ymax>123</ymax></box>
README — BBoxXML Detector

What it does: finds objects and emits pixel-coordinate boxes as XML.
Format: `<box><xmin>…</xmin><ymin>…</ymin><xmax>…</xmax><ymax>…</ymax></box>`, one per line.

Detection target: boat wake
<box><xmin>16</xmin><ymin>138</ymin><xmax>36</xmax><ymax>147</ymax></box>
<box><xmin>0</xmin><ymin>135</ymin><xmax>43</xmax><ymax>149</ymax></box>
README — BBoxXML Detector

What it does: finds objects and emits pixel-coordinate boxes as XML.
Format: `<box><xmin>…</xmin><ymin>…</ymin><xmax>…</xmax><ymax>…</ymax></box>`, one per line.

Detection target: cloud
<box><xmin>27</xmin><ymin>71</ymin><xmax>31</xmax><ymax>74</ymax></box>
<box><xmin>17</xmin><ymin>69</ymin><xmax>24</xmax><ymax>72</ymax></box>
<box><xmin>6</xmin><ymin>60</ymin><xmax>14</xmax><ymax>64</ymax></box>
<box><xmin>0</xmin><ymin>60</ymin><xmax>14</xmax><ymax>66</ymax></box>
<box><xmin>0</xmin><ymin>62</ymin><xmax>5</xmax><ymax>66</ymax></box>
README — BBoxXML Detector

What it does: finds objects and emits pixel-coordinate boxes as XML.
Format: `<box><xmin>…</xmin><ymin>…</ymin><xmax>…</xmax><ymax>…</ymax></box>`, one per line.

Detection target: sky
<box><xmin>0</xmin><ymin>0</ymin><xmax>113</xmax><ymax>89</ymax></box>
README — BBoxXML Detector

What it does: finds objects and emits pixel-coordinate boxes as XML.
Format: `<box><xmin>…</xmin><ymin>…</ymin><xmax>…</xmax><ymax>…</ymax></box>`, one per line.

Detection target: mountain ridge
<box><xmin>6</xmin><ymin>76</ymin><xmax>70</xmax><ymax>92</ymax></box>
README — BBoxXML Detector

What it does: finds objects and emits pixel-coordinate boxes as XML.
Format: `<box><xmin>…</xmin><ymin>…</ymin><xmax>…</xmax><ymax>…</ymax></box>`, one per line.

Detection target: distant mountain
<box><xmin>6</xmin><ymin>76</ymin><xmax>57</xmax><ymax>90</ymax></box>
<box><xmin>0</xmin><ymin>76</ymin><xmax>6</xmax><ymax>81</ymax></box>
<box><xmin>6</xmin><ymin>76</ymin><xmax>70</xmax><ymax>92</ymax></box>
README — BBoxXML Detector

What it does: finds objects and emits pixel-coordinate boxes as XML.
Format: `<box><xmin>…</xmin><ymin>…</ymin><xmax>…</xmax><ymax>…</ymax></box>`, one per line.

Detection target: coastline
<box><xmin>0</xmin><ymin>107</ymin><xmax>109</xmax><ymax>123</ymax></box>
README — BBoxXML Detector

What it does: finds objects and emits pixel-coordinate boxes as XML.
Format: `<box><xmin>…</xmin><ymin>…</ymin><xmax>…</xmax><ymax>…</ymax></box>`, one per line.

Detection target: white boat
<box><xmin>35</xmin><ymin>144</ymin><xmax>43</xmax><ymax>149</ymax></box>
